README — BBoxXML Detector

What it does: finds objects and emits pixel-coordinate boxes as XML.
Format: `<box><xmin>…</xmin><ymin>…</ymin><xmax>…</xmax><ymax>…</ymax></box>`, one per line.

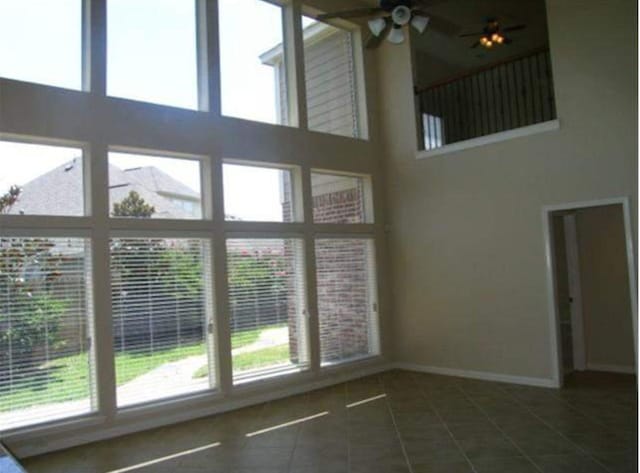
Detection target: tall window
<box><xmin>303</xmin><ymin>17</ymin><xmax>361</xmax><ymax>138</ymax></box>
<box><xmin>107</xmin><ymin>0</ymin><xmax>199</xmax><ymax>109</ymax></box>
<box><xmin>219</xmin><ymin>0</ymin><xmax>288</xmax><ymax>125</ymax></box>
<box><xmin>0</xmin><ymin>237</ymin><xmax>94</xmax><ymax>430</ymax></box>
<box><xmin>227</xmin><ymin>239</ymin><xmax>308</xmax><ymax>383</ymax></box>
<box><xmin>0</xmin><ymin>0</ymin><xmax>82</xmax><ymax>90</ymax></box>
<box><xmin>111</xmin><ymin>238</ymin><xmax>214</xmax><ymax>407</ymax></box>
<box><xmin>315</xmin><ymin>238</ymin><xmax>378</xmax><ymax>365</ymax></box>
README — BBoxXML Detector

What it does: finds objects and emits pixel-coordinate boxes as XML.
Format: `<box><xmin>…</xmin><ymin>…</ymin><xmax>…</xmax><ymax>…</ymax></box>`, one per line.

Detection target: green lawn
<box><xmin>0</xmin><ymin>324</ymin><xmax>285</xmax><ymax>412</ymax></box>
<box><xmin>193</xmin><ymin>344</ymin><xmax>290</xmax><ymax>379</ymax></box>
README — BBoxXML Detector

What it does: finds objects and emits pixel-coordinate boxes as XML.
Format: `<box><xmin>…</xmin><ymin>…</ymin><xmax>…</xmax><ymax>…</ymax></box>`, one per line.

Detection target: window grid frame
<box><xmin>0</xmin><ymin>0</ymin><xmax>384</xmax><ymax>441</ymax></box>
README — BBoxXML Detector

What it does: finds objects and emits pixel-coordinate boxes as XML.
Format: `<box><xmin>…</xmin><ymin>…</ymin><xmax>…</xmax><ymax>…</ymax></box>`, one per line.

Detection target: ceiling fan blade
<box><xmin>459</xmin><ymin>31</ymin><xmax>484</xmax><ymax>38</ymax></box>
<box><xmin>413</xmin><ymin>11</ymin><xmax>460</xmax><ymax>36</ymax></box>
<box><xmin>471</xmin><ymin>41</ymin><xmax>481</xmax><ymax>49</ymax></box>
<box><xmin>316</xmin><ymin>7</ymin><xmax>384</xmax><ymax>21</ymax></box>
<box><xmin>501</xmin><ymin>24</ymin><xmax>526</xmax><ymax>33</ymax></box>
<box><xmin>365</xmin><ymin>19</ymin><xmax>392</xmax><ymax>49</ymax></box>
<box><xmin>502</xmin><ymin>37</ymin><xmax>513</xmax><ymax>45</ymax></box>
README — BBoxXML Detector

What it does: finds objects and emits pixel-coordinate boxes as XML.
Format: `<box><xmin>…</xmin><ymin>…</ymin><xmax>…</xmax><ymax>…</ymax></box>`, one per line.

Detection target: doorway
<box><xmin>544</xmin><ymin>198</ymin><xmax>637</xmax><ymax>385</ymax></box>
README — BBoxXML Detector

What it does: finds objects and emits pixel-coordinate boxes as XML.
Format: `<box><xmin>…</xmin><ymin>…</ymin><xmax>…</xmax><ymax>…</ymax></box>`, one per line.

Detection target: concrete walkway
<box><xmin>0</xmin><ymin>327</ymin><xmax>290</xmax><ymax>429</ymax></box>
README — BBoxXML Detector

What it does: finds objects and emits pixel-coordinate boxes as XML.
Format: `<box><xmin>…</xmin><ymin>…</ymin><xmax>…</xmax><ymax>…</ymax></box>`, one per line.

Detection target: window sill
<box><xmin>416</xmin><ymin>119</ymin><xmax>560</xmax><ymax>159</ymax></box>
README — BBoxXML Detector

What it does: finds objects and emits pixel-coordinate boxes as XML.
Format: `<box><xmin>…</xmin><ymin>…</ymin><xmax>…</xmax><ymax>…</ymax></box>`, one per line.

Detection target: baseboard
<box><xmin>586</xmin><ymin>363</ymin><xmax>636</xmax><ymax>374</ymax></box>
<box><xmin>10</xmin><ymin>362</ymin><xmax>391</xmax><ymax>458</ymax></box>
<box><xmin>392</xmin><ymin>362</ymin><xmax>559</xmax><ymax>388</ymax></box>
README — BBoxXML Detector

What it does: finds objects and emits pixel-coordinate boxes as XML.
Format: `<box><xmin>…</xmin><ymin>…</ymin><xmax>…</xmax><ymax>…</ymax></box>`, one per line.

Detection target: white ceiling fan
<box><xmin>316</xmin><ymin>0</ymin><xmax>458</xmax><ymax>49</ymax></box>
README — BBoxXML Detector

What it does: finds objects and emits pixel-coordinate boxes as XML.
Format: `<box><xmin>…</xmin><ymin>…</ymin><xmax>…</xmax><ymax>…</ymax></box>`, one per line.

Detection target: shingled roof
<box><xmin>8</xmin><ymin>159</ymin><xmax>200</xmax><ymax>218</ymax></box>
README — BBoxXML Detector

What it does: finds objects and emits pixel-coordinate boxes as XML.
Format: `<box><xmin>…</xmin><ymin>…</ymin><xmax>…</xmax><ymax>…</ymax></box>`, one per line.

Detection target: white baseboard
<box><xmin>586</xmin><ymin>363</ymin><xmax>636</xmax><ymax>374</ymax></box>
<box><xmin>392</xmin><ymin>362</ymin><xmax>559</xmax><ymax>388</ymax></box>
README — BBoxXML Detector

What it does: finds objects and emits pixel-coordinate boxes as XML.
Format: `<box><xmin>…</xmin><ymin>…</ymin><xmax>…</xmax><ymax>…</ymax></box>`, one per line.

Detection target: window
<box><xmin>0</xmin><ymin>237</ymin><xmax>94</xmax><ymax>430</ymax></box>
<box><xmin>0</xmin><ymin>0</ymin><xmax>82</xmax><ymax>90</ymax></box>
<box><xmin>219</xmin><ymin>0</ymin><xmax>287</xmax><ymax>124</ymax></box>
<box><xmin>109</xmin><ymin>152</ymin><xmax>203</xmax><ymax>219</ymax></box>
<box><xmin>303</xmin><ymin>17</ymin><xmax>361</xmax><ymax>138</ymax></box>
<box><xmin>0</xmin><ymin>141</ymin><xmax>85</xmax><ymax>217</ymax></box>
<box><xmin>107</xmin><ymin>0</ymin><xmax>199</xmax><ymax>109</ymax></box>
<box><xmin>423</xmin><ymin>113</ymin><xmax>444</xmax><ymax>150</ymax></box>
<box><xmin>311</xmin><ymin>171</ymin><xmax>370</xmax><ymax>224</ymax></box>
<box><xmin>315</xmin><ymin>238</ymin><xmax>378</xmax><ymax>366</ymax></box>
<box><xmin>227</xmin><ymin>239</ymin><xmax>308</xmax><ymax>383</ymax></box>
<box><xmin>223</xmin><ymin>163</ymin><xmax>298</xmax><ymax>222</ymax></box>
<box><xmin>111</xmin><ymin>238</ymin><xmax>214</xmax><ymax>407</ymax></box>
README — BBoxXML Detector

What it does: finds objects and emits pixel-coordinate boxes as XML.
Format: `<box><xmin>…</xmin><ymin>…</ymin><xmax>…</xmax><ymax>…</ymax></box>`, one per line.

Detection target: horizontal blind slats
<box><xmin>110</xmin><ymin>238</ymin><xmax>213</xmax><ymax>407</ymax></box>
<box><xmin>226</xmin><ymin>239</ymin><xmax>308</xmax><ymax>382</ymax></box>
<box><xmin>0</xmin><ymin>237</ymin><xmax>94</xmax><ymax>430</ymax></box>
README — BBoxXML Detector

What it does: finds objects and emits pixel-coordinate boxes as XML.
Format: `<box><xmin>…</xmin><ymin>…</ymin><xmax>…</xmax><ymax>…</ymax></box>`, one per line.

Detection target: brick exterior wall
<box><xmin>287</xmin><ymin>180</ymin><xmax>373</xmax><ymax>364</ymax></box>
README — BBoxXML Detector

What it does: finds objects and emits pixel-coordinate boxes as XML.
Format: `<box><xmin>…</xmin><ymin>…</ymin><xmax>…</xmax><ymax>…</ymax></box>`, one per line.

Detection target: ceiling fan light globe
<box><xmin>391</xmin><ymin>5</ymin><xmax>411</xmax><ymax>26</ymax></box>
<box><xmin>411</xmin><ymin>15</ymin><xmax>430</xmax><ymax>34</ymax></box>
<box><xmin>368</xmin><ymin>17</ymin><xmax>387</xmax><ymax>37</ymax></box>
<box><xmin>387</xmin><ymin>26</ymin><xmax>405</xmax><ymax>44</ymax></box>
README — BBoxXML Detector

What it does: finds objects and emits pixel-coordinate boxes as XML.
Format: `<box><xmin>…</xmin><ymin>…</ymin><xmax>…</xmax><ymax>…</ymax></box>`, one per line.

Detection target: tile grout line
<box><xmin>284</xmin><ymin>392</ymin><xmax>308</xmax><ymax>473</ymax></box>
<box><xmin>494</xmin><ymin>384</ymin><xmax>618</xmax><ymax>473</ymax></box>
<box><xmin>454</xmin><ymin>383</ymin><xmax>546</xmax><ymax>473</ymax></box>
<box><xmin>379</xmin><ymin>373</ymin><xmax>415</xmax><ymax>473</ymax></box>
<box><xmin>345</xmin><ymin>380</ymin><xmax>352</xmax><ymax>473</ymax></box>
<box><xmin>410</xmin><ymin>373</ymin><xmax>479</xmax><ymax>473</ymax></box>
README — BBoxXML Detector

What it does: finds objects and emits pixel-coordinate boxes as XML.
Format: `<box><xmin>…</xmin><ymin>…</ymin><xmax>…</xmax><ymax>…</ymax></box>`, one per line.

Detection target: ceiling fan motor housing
<box><xmin>380</xmin><ymin>0</ymin><xmax>414</xmax><ymax>12</ymax></box>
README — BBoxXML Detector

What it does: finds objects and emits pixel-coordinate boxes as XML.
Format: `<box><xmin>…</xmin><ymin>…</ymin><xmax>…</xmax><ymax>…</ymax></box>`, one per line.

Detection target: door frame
<box><xmin>542</xmin><ymin>197</ymin><xmax>637</xmax><ymax>387</ymax></box>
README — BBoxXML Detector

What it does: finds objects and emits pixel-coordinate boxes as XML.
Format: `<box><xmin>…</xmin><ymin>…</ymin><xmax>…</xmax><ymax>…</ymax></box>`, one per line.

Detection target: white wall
<box><xmin>377</xmin><ymin>0</ymin><xmax>637</xmax><ymax>382</ymax></box>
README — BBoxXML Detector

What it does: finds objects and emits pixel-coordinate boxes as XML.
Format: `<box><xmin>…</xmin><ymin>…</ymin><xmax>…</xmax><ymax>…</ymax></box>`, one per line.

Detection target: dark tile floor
<box><xmin>22</xmin><ymin>370</ymin><xmax>637</xmax><ymax>473</ymax></box>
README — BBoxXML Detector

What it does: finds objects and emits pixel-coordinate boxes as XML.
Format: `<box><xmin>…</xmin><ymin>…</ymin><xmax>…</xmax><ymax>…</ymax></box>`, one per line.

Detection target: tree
<box><xmin>0</xmin><ymin>186</ymin><xmax>21</xmax><ymax>214</ymax></box>
<box><xmin>112</xmin><ymin>191</ymin><xmax>155</xmax><ymax>218</ymax></box>
<box><xmin>0</xmin><ymin>239</ymin><xmax>67</xmax><ymax>383</ymax></box>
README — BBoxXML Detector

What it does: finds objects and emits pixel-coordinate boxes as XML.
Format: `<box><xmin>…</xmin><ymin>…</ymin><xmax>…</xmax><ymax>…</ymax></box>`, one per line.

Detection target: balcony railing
<box><xmin>416</xmin><ymin>48</ymin><xmax>557</xmax><ymax>151</ymax></box>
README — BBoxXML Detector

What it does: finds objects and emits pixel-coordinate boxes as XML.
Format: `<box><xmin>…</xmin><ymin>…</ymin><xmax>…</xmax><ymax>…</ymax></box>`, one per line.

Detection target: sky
<box><xmin>0</xmin><ymin>0</ymin><xmax>289</xmax><ymax>221</ymax></box>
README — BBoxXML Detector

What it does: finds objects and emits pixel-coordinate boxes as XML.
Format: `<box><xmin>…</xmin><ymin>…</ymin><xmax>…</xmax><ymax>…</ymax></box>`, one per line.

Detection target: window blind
<box><xmin>226</xmin><ymin>239</ymin><xmax>308</xmax><ymax>382</ymax></box>
<box><xmin>0</xmin><ymin>237</ymin><xmax>94</xmax><ymax>430</ymax></box>
<box><xmin>304</xmin><ymin>20</ymin><xmax>359</xmax><ymax>138</ymax></box>
<box><xmin>315</xmin><ymin>238</ymin><xmax>379</xmax><ymax>366</ymax></box>
<box><xmin>110</xmin><ymin>238</ymin><xmax>214</xmax><ymax>407</ymax></box>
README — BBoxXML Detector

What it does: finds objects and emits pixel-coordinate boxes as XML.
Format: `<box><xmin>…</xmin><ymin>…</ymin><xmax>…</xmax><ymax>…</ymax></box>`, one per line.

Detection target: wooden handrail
<box><xmin>414</xmin><ymin>46</ymin><xmax>550</xmax><ymax>95</ymax></box>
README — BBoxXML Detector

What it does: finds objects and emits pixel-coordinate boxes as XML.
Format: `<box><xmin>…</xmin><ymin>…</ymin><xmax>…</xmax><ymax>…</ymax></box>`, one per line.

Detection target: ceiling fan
<box><xmin>460</xmin><ymin>18</ymin><xmax>526</xmax><ymax>49</ymax></box>
<box><xmin>316</xmin><ymin>0</ymin><xmax>457</xmax><ymax>49</ymax></box>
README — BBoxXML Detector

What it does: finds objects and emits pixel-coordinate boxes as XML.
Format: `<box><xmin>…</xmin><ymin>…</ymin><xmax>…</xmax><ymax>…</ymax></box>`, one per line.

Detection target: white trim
<box><xmin>542</xmin><ymin>197</ymin><xmax>638</xmax><ymax>388</ymax></box>
<box><xmin>586</xmin><ymin>363</ymin><xmax>636</xmax><ymax>374</ymax></box>
<box><xmin>392</xmin><ymin>363</ymin><xmax>559</xmax><ymax>388</ymax></box>
<box><xmin>8</xmin><ymin>362</ymin><xmax>390</xmax><ymax>458</ymax></box>
<box><xmin>416</xmin><ymin>119</ymin><xmax>560</xmax><ymax>159</ymax></box>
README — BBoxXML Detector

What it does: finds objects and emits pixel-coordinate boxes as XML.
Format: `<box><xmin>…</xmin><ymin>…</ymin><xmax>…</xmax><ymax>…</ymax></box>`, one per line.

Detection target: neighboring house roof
<box><xmin>8</xmin><ymin>159</ymin><xmax>199</xmax><ymax>219</ymax></box>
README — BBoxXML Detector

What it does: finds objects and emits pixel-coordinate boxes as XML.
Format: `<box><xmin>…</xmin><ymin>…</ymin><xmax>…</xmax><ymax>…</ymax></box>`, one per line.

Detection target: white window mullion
<box><xmin>284</xmin><ymin>0</ymin><xmax>308</xmax><ymax>129</ymax></box>
<box><xmin>301</xmin><ymin>166</ymin><xmax>320</xmax><ymax>374</ymax></box>
<box><xmin>89</xmin><ymin>140</ymin><xmax>117</xmax><ymax>419</ymax></box>
<box><xmin>86</xmin><ymin>0</ymin><xmax>106</xmax><ymax>95</ymax></box>
<box><xmin>210</xmin><ymin>156</ymin><xmax>233</xmax><ymax>394</ymax></box>
<box><xmin>199</xmin><ymin>0</ymin><xmax>221</xmax><ymax>115</ymax></box>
